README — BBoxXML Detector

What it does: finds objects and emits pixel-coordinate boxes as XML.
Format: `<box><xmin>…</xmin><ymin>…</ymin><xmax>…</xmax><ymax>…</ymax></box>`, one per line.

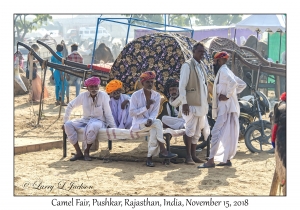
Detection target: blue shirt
<box><xmin>50</xmin><ymin>51</ymin><xmax>63</xmax><ymax>74</ymax></box>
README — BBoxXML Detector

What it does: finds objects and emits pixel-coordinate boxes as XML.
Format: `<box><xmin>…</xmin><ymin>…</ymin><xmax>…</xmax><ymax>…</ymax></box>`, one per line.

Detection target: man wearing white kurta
<box><xmin>178</xmin><ymin>42</ymin><xmax>210</xmax><ymax>165</ymax></box>
<box><xmin>161</xmin><ymin>79</ymin><xmax>185</xmax><ymax>130</ymax></box>
<box><xmin>198</xmin><ymin>51</ymin><xmax>246</xmax><ymax>168</ymax></box>
<box><xmin>63</xmin><ymin>77</ymin><xmax>116</xmax><ymax>161</ymax></box>
<box><xmin>129</xmin><ymin>71</ymin><xmax>177</xmax><ymax>167</ymax></box>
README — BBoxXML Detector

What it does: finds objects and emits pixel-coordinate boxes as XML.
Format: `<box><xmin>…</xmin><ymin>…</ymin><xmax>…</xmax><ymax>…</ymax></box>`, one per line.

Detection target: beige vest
<box><xmin>185</xmin><ymin>58</ymin><xmax>208</xmax><ymax>106</ymax></box>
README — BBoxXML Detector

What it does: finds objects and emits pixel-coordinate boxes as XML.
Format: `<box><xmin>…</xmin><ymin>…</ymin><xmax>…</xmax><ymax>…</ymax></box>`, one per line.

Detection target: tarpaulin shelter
<box><xmin>109</xmin><ymin>32</ymin><xmax>213</xmax><ymax>97</ymax></box>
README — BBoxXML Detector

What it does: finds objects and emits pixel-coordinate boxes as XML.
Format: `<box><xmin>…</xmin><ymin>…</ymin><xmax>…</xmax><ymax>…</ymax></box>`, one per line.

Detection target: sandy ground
<box><xmin>14</xmin><ymin>70</ymin><xmax>276</xmax><ymax>196</ymax></box>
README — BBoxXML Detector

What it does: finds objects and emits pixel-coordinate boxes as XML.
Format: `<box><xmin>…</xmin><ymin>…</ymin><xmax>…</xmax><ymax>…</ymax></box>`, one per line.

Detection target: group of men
<box><xmin>50</xmin><ymin>42</ymin><xmax>83</xmax><ymax>106</ymax></box>
<box><xmin>62</xmin><ymin>41</ymin><xmax>247</xmax><ymax>168</ymax></box>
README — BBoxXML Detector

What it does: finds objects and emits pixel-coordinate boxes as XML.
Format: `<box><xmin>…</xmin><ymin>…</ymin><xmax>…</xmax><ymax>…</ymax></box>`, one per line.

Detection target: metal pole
<box><xmin>255</xmin><ymin>29</ymin><xmax>259</xmax><ymax>50</ymax></box>
<box><xmin>278</xmin><ymin>31</ymin><xmax>282</xmax><ymax>63</ymax></box>
<box><xmin>233</xmin><ymin>28</ymin><xmax>237</xmax><ymax>44</ymax></box>
<box><xmin>125</xmin><ymin>15</ymin><xmax>132</xmax><ymax>45</ymax></box>
<box><xmin>90</xmin><ymin>18</ymin><xmax>100</xmax><ymax>68</ymax></box>
<box><xmin>58</xmin><ymin>72</ymin><xmax>66</xmax><ymax>118</ymax></box>
<box><xmin>164</xmin><ymin>14</ymin><xmax>166</xmax><ymax>32</ymax></box>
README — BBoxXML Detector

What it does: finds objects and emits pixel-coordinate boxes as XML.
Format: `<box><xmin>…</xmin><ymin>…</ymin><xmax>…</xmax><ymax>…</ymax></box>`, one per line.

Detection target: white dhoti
<box><xmin>138</xmin><ymin>119</ymin><xmax>166</xmax><ymax>157</ymax></box>
<box><xmin>162</xmin><ymin>116</ymin><xmax>185</xmax><ymax>130</ymax></box>
<box><xmin>182</xmin><ymin>113</ymin><xmax>210</xmax><ymax>144</ymax></box>
<box><xmin>64</xmin><ymin>118</ymin><xmax>106</xmax><ymax>148</ymax></box>
<box><xmin>209</xmin><ymin>112</ymin><xmax>239</xmax><ymax>162</ymax></box>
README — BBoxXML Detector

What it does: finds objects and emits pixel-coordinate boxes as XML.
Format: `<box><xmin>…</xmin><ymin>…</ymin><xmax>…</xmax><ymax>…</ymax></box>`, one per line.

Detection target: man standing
<box><xmin>161</xmin><ymin>78</ymin><xmax>185</xmax><ymax>130</ymax></box>
<box><xmin>62</xmin><ymin>76</ymin><xmax>116</xmax><ymax>161</ymax></box>
<box><xmin>66</xmin><ymin>43</ymin><xmax>84</xmax><ymax>97</ymax></box>
<box><xmin>106</xmin><ymin>79</ymin><xmax>132</xmax><ymax>129</ymax></box>
<box><xmin>178</xmin><ymin>42</ymin><xmax>210</xmax><ymax>165</ymax></box>
<box><xmin>198</xmin><ymin>51</ymin><xmax>246</xmax><ymax>168</ymax></box>
<box><xmin>50</xmin><ymin>44</ymin><xmax>67</xmax><ymax>106</ymax></box>
<box><xmin>129</xmin><ymin>71</ymin><xmax>177</xmax><ymax>167</ymax></box>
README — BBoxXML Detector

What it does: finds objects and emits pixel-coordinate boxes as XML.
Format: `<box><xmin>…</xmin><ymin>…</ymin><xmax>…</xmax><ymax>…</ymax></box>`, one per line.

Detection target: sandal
<box><xmin>146</xmin><ymin>160</ymin><xmax>154</xmax><ymax>167</ymax></box>
<box><xmin>197</xmin><ymin>163</ymin><xmax>216</xmax><ymax>168</ymax></box>
<box><xmin>69</xmin><ymin>155</ymin><xmax>84</xmax><ymax>161</ymax></box>
<box><xmin>216</xmin><ymin>161</ymin><xmax>232</xmax><ymax>166</ymax></box>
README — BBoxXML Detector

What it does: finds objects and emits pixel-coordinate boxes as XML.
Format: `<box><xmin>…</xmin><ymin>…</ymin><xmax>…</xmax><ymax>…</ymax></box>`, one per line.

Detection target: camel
<box><xmin>94</xmin><ymin>43</ymin><xmax>114</xmax><ymax>64</ymax></box>
<box><xmin>269</xmin><ymin>92</ymin><xmax>286</xmax><ymax>196</ymax></box>
<box><xmin>243</xmin><ymin>35</ymin><xmax>268</xmax><ymax>58</ymax></box>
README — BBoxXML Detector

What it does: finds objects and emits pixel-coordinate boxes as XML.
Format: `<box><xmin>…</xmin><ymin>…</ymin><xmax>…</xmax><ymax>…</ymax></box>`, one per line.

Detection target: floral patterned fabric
<box><xmin>109</xmin><ymin>32</ymin><xmax>213</xmax><ymax>97</ymax></box>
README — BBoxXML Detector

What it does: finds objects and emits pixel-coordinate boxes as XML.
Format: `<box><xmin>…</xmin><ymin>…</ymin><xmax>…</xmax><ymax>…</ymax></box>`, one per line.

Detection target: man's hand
<box><xmin>145</xmin><ymin>119</ymin><xmax>153</xmax><ymax>127</ymax></box>
<box><xmin>121</xmin><ymin>100</ymin><xmax>129</xmax><ymax>109</ymax></box>
<box><xmin>61</xmin><ymin>125</ymin><xmax>65</xmax><ymax>130</ymax></box>
<box><xmin>182</xmin><ymin>104</ymin><xmax>190</xmax><ymax>116</ymax></box>
<box><xmin>219</xmin><ymin>94</ymin><xmax>229</xmax><ymax>101</ymax></box>
<box><xmin>146</xmin><ymin>99</ymin><xmax>155</xmax><ymax>109</ymax></box>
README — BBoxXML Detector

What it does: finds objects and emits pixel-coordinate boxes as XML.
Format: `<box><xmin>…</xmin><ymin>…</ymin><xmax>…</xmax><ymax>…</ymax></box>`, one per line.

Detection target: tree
<box><xmin>123</xmin><ymin>14</ymin><xmax>193</xmax><ymax>28</ymax></box>
<box><xmin>14</xmin><ymin>14</ymin><xmax>53</xmax><ymax>43</ymax></box>
<box><xmin>123</xmin><ymin>14</ymin><xmax>164</xmax><ymax>27</ymax></box>
<box><xmin>192</xmin><ymin>14</ymin><xmax>243</xmax><ymax>26</ymax></box>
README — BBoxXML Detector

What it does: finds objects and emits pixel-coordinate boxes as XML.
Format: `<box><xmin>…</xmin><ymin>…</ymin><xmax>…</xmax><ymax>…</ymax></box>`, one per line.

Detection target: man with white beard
<box><xmin>161</xmin><ymin>79</ymin><xmax>185</xmax><ymax>130</ymax></box>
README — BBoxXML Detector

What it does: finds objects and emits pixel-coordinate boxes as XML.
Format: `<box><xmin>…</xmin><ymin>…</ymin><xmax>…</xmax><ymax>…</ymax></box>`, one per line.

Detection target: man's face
<box><xmin>169</xmin><ymin>86</ymin><xmax>179</xmax><ymax>99</ymax></box>
<box><xmin>193</xmin><ymin>45</ymin><xmax>205</xmax><ymax>61</ymax></box>
<box><xmin>213</xmin><ymin>59</ymin><xmax>227</xmax><ymax>75</ymax></box>
<box><xmin>142</xmin><ymin>79</ymin><xmax>155</xmax><ymax>91</ymax></box>
<box><xmin>110</xmin><ymin>88</ymin><xmax>122</xmax><ymax>100</ymax></box>
<box><xmin>87</xmin><ymin>85</ymin><xmax>99</xmax><ymax>96</ymax></box>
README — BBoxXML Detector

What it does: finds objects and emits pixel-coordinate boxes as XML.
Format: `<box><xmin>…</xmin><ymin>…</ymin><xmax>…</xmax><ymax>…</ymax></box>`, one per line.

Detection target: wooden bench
<box><xmin>62</xmin><ymin>128</ymin><xmax>186</xmax><ymax>158</ymax></box>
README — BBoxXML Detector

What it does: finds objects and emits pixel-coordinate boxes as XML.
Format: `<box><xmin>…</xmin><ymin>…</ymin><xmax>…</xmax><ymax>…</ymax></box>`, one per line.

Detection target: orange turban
<box><xmin>106</xmin><ymin>79</ymin><xmax>123</xmax><ymax>94</ymax></box>
<box><xmin>214</xmin><ymin>51</ymin><xmax>230</xmax><ymax>60</ymax></box>
<box><xmin>140</xmin><ymin>71</ymin><xmax>156</xmax><ymax>83</ymax></box>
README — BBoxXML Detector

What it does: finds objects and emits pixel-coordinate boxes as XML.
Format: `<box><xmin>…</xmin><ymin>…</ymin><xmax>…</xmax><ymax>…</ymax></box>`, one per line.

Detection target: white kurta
<box><xmin>109</xmin><ymin>94</ymin><xmax>132</xmax><ymax>129</ymax></box>
<box><xmin>178</xmin><ymin>58</ymin><xmax>210</xmax><ymax>142</ymax></box>
<box><xmin>210</xmin><ymin>64</ymin><xmax>247</xmax><ymax>162</ymax></box>
<box><xmin>161</xmin><ymin>97</ymin><xmax>185</xmax><ymax>130</ymax></box>
<box><xmin>64</xmin><ymin>91</ymin><xmax>116</xmax><ymax>147</ymax></box>
<box><xmin>129</xmin><ymin>88</ymin><xmax>165</xmax><ymax>157</ymax></box>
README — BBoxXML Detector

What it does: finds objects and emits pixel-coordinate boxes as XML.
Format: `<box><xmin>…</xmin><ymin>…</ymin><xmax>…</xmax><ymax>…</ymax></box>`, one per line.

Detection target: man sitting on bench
<box><xmin>161</xmin><ymin>78</ymin><xmax>185</xmax><ymax>130</ymax></box>
<box><xmin>62</xmin><ymin>76</ymin><xmax>116</xmax><ymax>161</ymax></box>
<box><xmin>129</xmin><ymin>71</ymin><xmax>178</xmax><ymax>167</ymax></box>
<box><xmin>106</xmin><ymin>79</ymin><xmax>132</xmax><ymax>129</ymax></box>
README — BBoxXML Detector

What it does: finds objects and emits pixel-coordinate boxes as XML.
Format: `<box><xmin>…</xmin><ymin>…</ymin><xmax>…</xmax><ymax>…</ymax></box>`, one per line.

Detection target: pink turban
<box><xmin>140</xmin><ymin>71</ymin><xmax>156</xmax><ymax>83</ymax></box>
<box><xmin>84</xmin><ymin>76</ymin><xmax>101</xmax><ymax>87</ymax></box>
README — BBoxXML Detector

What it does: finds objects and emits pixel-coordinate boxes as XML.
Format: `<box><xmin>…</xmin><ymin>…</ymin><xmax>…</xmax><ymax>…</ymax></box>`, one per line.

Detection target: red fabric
<box><xmin>87</xmin><ymin>63</ymin><xmax>111</xmax><ymax>73</ymax></box>
<box><xmin>271</xmin><ymin>123</ymin><xmax>278</xmax><ymax>143</ymax></box>
<box><xmin>66</xmin><ymin>51</ymin><xmax>83</xmax><ymax>63</ymax></box>
<box><xmin>280</xmin><ymin>92</ymin><xmax>286</xmax><ymax>102</ymax></box>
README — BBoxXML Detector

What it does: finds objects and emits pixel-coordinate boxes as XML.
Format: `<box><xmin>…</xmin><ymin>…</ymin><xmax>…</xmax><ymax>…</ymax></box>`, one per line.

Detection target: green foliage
<box><xmin>14</xmin><ymin>14</ymin><xmax>53</xmax><ymax>42</ymax></box>
<box><xmin>192</xmin><ymin>14</ymin><xmax>243</xmax><ymax>26</ymax></box>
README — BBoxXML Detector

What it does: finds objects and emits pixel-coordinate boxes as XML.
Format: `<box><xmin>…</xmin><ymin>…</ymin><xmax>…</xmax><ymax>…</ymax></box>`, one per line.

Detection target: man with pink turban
<box><xmin>129</xmin><ymin>71</ymin><xmax>177</xmax><ymax>167</ymax></box>
<box><xmin>198</xmin><ymin>51</ymin><xmax>246</xmax><ymax>168</ymax></box>
<box><xmin>62</xmin><ymin>76</ymin><xmax>116</xmax><ymax>161</ymax></box>
<box><xmin>106</xmin><ymin>79</ymin><xmax>132</xmax><ymax>129</ymax></box>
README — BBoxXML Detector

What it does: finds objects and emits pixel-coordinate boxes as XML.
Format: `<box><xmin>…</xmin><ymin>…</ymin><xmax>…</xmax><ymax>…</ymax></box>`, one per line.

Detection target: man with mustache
<box><xmin>62</xmin><ymin>76</ymin><xmax>116</xmax><ymax>161</ymax></box>
<box><xmin>129</xmin><ymin>71</ymin><xmax>178</xmax><ymax>167</ymax></box>
<box><xmin>178</xmin><ymin>42</ymin><xmax>210</xmax><ymax>165</ymax></box>
<box><xmin>198</xmin><ymin>51</ymin><xmax>246</xmax><ymax>168</ymax></box>
<box><xmin>161</xmin><ymin>78</ymin><xmax>185</xmax><ymax>130</ymax></box>
<box><xmin>106</xmin><ymin>79</ymin><xmax>132</xmax><ymax>129</ymax></box>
